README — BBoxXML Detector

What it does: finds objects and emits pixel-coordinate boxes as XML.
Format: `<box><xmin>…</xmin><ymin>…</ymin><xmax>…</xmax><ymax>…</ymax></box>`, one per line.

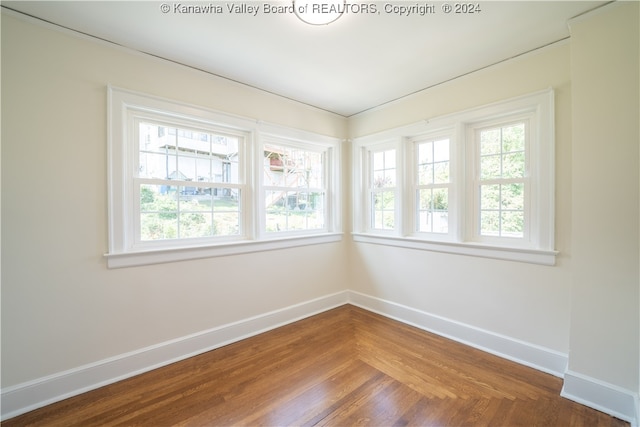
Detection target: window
<box><xmin>107</xmin><ymin>87</ymin><xmax>341</xmax><ymax>268</ymax></box>
<box><xmin>353</xmin><ymin>90</ymin><xmax>556</xmax><ymax>265</ymax></box>
<box><xmin>414</xmin><ymin>137</ymin><xmax>451</xmax><ymax>235</ymax></box>
<box><xmin>370</xmin><ymin>146</ymin><xmax>397</xmax><ymax>231</ymax></box>
<box><xmin>135</xmin><ymin>120</ymin><xmax>244</xmax><ymax>244</ymax></box>
<box><xmin>262</xmin><ymin>141</ymin><xmax>328</xmax><ymax>234</ymax></box>
<box><xmin>473</xmin><ymin>120</ymin><xmax>528</xmax><ymax>241</ymax></box>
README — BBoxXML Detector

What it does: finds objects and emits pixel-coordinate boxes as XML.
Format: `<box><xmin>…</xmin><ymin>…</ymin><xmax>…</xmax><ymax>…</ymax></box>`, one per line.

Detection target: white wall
<box><xmin>1</xmin><ymin>12</ymin><xmax>348</xmax><ymax>388</ymax></box>
<box><xmin>349</xmin><ymin>40</ymin><xmax>574</xmax><ymax>354</ymax></box>
<box><xmin>567</xmin><ymin>0</ymin><xmax>639</xmax><ymax>393</ymax></box>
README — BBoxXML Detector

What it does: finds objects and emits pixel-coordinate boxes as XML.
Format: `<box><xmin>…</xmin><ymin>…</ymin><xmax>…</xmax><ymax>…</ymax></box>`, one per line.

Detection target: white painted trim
<box><xmin>561</xmin><ymin>370</ymin><xmax>639</xmax><ymax>426</ymax></box>
<box><xmin>6</xmin><ymin>290</ymin><xmax>634</xmax><ymax>426</ymax></box>
<box><xmin>105</xmin><ymin>232</ymin><xmax>343</xmax><ymax>268</ymax></box>
<box><xmin>351</xmin><ymin>89</ymin><xmax>557</xmax><ymax>266</ymax></box>
<box><xmin>106</xmin><ymin>86</ymin><xmax>343</xmax><ymax>268</ymax></box>
<box><xmin>346</xmin><ymin>290</ymin><xmax>568</xmax><ymax>377</ymax></box>
<box><xmin>0</xmin><ymin>291</ymin><xmax>350</xmax><ymax>421</ymax></box>
<box><xmin>352</xmin><ymin>232</ymin><xmax>558</xmax><ymax>266</ymax></box>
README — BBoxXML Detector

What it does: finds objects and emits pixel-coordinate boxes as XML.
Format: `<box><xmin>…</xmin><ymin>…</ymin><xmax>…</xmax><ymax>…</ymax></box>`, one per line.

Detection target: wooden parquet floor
<box><xmin>3</xmin><ymin>305</ymin><xmax>628</xmax><ymax>426</ymax></box>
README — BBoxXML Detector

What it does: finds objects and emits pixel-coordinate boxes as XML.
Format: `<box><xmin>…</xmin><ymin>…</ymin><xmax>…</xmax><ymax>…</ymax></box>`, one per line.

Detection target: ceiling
<box><xmin>3</xmin><ymin>1</ymin><xmax>608</xmax><ymax>117</ymax></box>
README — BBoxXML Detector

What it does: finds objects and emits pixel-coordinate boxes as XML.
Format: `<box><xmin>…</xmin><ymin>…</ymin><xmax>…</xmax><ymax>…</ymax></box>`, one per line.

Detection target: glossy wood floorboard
<box><xmin>3</xmin><ymin>305</ymin><xmax>628</xmax><ymax>426</ymax></box>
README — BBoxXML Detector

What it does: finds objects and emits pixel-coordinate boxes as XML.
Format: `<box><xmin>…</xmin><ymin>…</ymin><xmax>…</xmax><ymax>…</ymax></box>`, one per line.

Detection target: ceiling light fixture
<box><xmin>293</xmin><ymin>0</ymin><xmax>346</xmax><ymax>25</ymax></box>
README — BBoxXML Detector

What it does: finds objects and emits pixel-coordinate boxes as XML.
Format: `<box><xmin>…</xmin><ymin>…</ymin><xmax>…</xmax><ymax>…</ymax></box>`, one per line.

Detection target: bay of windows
<box><xmin>353</xmin><ymin>90</ymin><xmax>556</xmax><ymax>265</ymax></box>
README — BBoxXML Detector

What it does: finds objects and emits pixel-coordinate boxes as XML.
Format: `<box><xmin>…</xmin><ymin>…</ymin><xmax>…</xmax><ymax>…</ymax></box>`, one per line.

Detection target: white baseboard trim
<box><xmin>346</xmin><ymin>290</ymin><xmax>569</xmax><ymax>377</ymax></box>
<box><xmin>4</xmin><ymin>289</ymin><xmax>635</xmax><ymax>427</ymax></box>
<box><xmin>0</xmin><ymin>290</ymin><xmax>350</xmax><ymax>421</ymax></box>
<box><xmin>561</xmin><ymin>370</ymin><xmax>639</xmax><ymax>426</ymax></box>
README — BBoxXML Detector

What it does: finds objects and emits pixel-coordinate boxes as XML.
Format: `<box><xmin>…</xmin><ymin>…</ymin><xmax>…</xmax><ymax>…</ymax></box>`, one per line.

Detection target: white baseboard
<box><xmin>347</xmin><ymin>290</ymin><xmax>639</xmax><ymax>426</ymax></box>
<box><xmin>0</xmin><ymin>291</ymin><xmax>350</xmax><ymax>421</ymax></box>
<box><xmin>346</xmin><ymin>290</ymin><xmax>569</xmax><ymax>377</ymax></box>
<box><xmin>561</xmin><ymin>370</ymin><xmax>639</xmax><ymax>426</ymax></box>
<box><xmin>4</xmin><ymin>289</ymin><xmax>636</xmax><ymax>427</ymax></box>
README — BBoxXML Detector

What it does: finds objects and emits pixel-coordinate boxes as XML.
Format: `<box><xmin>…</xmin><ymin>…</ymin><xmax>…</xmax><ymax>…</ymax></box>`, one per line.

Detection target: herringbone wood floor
<box><xmin>3</xmin><ymin>305</ymin><xmax>628</xmax><ymax>426</ymax></box>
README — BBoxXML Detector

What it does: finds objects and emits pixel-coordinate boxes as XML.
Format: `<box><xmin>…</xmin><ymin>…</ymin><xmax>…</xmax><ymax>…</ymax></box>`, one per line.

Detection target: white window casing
<box><xmin>352</xmin><ymin>89</ymin><xmax>557</xmax><ymax>265</ymax></box>
<box><xmin>106</xmin><ymin>86</ymin><xmax>341</xmax><ymax>268</ymax></box>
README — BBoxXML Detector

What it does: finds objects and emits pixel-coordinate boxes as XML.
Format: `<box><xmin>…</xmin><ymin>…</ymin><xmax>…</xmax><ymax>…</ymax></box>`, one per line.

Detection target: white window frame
<box><xmin>467</xmin><ymin>115</ymin><xmax>533</xmax><ymax>247</ymax></box>
<box><xmin>106</xmin><ymin>86</ymin><xmax>341</xmax><ymax>268</ymax></box>
<box><xmin>129</xmin><ymin>113</ymin><xmax>250</xmax><ymax>251</ymax></box>
<box><xmin>408</xmin><ymin>133</ymin><xmax>456</xmax><ymax>242</ymax></box>
<box><xmin>352</xmin><ymin>90</ymin><xmax>557</xmax><ymax>265</ymax></box>
<box><xmin>362</xmin><ymin>140</ymin><xmax>401</xmax><ymax>235</ymax></box>
<box><xmin>257</xmin><ymin>134</ymin><xmax>338</xmax><ymax>239</ymax></box>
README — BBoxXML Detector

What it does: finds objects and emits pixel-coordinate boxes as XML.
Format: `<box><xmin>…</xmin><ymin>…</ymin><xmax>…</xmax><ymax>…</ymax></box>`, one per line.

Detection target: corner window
<box><xmin>353</xmin><ymin>90</ymin><xmax>557</xmax><ymax>265</ymax></box>
<box><xmin>107</xmin><ymin>87</ymin><xmax>341</xmax><ymax>268</ymax></box>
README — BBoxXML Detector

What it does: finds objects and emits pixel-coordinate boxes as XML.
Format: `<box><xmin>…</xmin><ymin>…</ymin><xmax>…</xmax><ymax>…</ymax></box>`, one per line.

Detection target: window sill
<box><xmin>351</xmin><ymin>233</ymin><xmax>558</xmax><ymax>266</ymax></box>
<box><xmin>105</xmin><ymin>233</ymin><xmax>343</xmax><ymax>268</ymax></box>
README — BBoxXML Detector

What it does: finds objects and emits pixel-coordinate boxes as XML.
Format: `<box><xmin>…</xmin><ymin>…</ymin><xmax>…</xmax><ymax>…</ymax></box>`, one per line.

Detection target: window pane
<box><xmin>502</xmin><ymin>123</ymin><xmax>525</xmax><ymax>152</ymax></box>
<box><xmin>480</xmin><ymin>184</ymin><xmax>500</xmax><ymax>209</ymax></box>
<box><xmin>480</xmin><ymin>211</ymin><xmax>500</xmax><ymax>236</ymax></box>
<box><xmin>177</xmin><ymin>156</ymin><xmax>197</xmax><ymax>181</ymax></box>
<box><xmin>418</xmin><ymin>141</ymin><xmax>433</xmax><ymax>164</ymax></box>
<box><xmin>372</xmin><ymin>149</ymin><xmax>396</xmax><ymax>188</ymax></box>
<box><xmin>195</xmin><ymin>158</ymin><xmax>212</xmax><ymax>182</ymax></box>
<box><xmin>502</xmin><ymin>152</ymin><xmax>525</xmax><ymax>178</ymax></box>
<box><xmin>501</xmin><ymin>211</ymin><xmax>524</xmax><ymax>237</ymax></box>
<box><xmin>139</xmin><ymin>152</ymin><xmax>174</xmax><ymax>179</ymax></box>
<box><xmin>140</xmin><ymin>124</ymin><xmax>175</xmax><ymax>154</ymax></box>
<box><xmin>139</xmin><ymin>184</ymin><xmax>240</xmax><ymax>240</ymax></box>
<box><xmin>480</xmin><ymin>123</ymin><xmax>526</xmax><ymax>180</ymax></box>
<box><xmin>374</xmin><ymin>170</ymin><xmax>396</xmax><ymax>187</ymax></box>
<box><xmin>480</xmin><ymin>155</ymin><xmax>501</xmax><ymax>180</ymax></box>
<box><xmin>383</xmin><ymin>149</ymin><xmax>396</xmax><ymax>169</ymax></box>
<box><xmin>501</xmin><ymin>183</ymin><xmax>524</xmax><ymax>210</ymax></box>
<box><xmin>140</xmin><ymin>184</ymin><xmax>178</xmax><ymax>215</ymax></box>
<box><xmin>417</xmin><ymin>139</ymin><xmax>449</xmax><ymax>185</ymax></box>
<box><xmin>372</xmin><ymin>190</ymin><xmax>394</xmax><ymax>230</ymax></box>
<box><xmin>477</xmin><ymin>122</ymin><xmax>527</xmax><ymax>240</ymax></box>
<box><xmin>433</xmin><ymin>162</ymin><xmax>449</xmax><ymax>184</ymax></box>
<box><xmin>374</xmin><ymin>190</ymin><xmax>395</xmax><ymax>210</ymax></box>
<box><xmin>433</xmin><ymin>139</ymin><xmax>449</xmax><ymax>162</ymax></box>
<box><xmin>140</xmin><ymin>184</ymin><xmax>178</xmax><ymax>240</ymax></box>
<box><xmin>265</xmin><ymin>191</ymin><xmax>324</xmax><ymax>232</ymax></box>
<box><xmin>140</xmin><ymin>122</ymin><xmax>239</xmax><ymax>184</ymax></box>
<box><xmin>418</xmin><ymin>164</ymin><xmax>433</xmax><ymax>185</ymax></box>
<box><xmin>480</xmin><ymin>183</ymin><xmax>524</xmax><ymax>238</ymax></box>
<box><xmin>263</xmin><ymin>144</ymin><xmax>324</xmax><ymax>189</ymax></box>
<box><xmin>180</xmin><ymin>212</ymin><xmax>214</xmax><ymax>238</ymax></box>
<box><xmin>418</xmin><ymin>188</ymin><xmax>448</xmax><ymax>233</ymax></box>
<box><xmin>373</xmin><ymin>151</ymin><xmax>385</xmax><ymax>170</ymax></box>
<box><xmin>480</xmin><ymin>128</ymin><xmax>501</xmax><ymax>155</ymax></box>
<box><xmin>141</xmin><ymin>213</ymin><xmax>178</xmax><ymax>240</ymax></box>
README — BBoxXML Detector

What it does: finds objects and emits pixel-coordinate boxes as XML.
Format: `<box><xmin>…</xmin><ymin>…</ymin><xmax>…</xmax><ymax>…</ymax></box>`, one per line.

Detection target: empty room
<box><xmin>1</xmin><ymin>0</ymin><xmax>639</xmax><ymax>425</ymax></box>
